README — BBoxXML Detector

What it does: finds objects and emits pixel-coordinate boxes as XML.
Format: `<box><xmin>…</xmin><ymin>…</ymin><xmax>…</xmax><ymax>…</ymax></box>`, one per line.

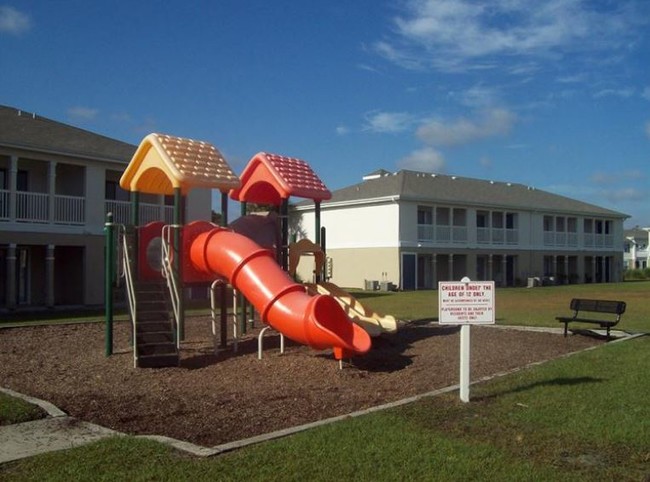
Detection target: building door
<box><xmin>401</xmin><ymin>253</ymin><xmax>416</xmax><ymax>290</ymax></box>
<box><xmin>417</xmin><ymin>254</ymin><xmax>433</xmax><ymax>289</ymax></box>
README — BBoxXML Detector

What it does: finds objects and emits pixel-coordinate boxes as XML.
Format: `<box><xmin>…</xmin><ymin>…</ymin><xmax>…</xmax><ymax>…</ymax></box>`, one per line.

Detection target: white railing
<box><xmin>105</xmin><ymin>200</ymin><xmax>174</xmax><ymax>226</ymax></box>
<box><xmin>477</xmin><ymin>227</ymin><xmax>490</xmax><ymax>244</ymax></box>
<box><xmin>161</xmin><ymin>224</ymin><xmax>181</xmax><ymax>348</ymax></box>
<box><xmin>567</xmin><ymin>232</ymin><xmax>578</xmax><ymax>247</ymax></box>
<box><xmin>492</xmin><ymin>229</ymin><xmax>505</xmax><ymax>245</ymax></box>
<box><xmin>417</xmin><ymin>224</ymin><xmax>434</xmax><ymax>241</ymax></box>
<box><xmin>436</xmin><ymin>226</ymin><xmax>451</xmax><ymax>242</ymax></box>
<box><xmin>54</xmin><ymin>195</ymin><xmax>85</xmax><ymax>225</ymax></box>
<box><xmin>118</xmin><ymin>225</ymin><xmax>138</xmax><ymax>366</ymax></box>
<box><xmin>140</xmin><ymin>204</ymin><xmax>163</xmax><ymax>225</ymax></box>
<box><xmin>0</xmin><ymin>189</ymin><xmax>8</xmax><ymax>220</ymax></box>
<box><xmin>584</xmin><ymin>233</ymin><xmax>594</xmax><ymax>247</ymax></box>
<box><xmin>452</xmin><ymin>226</ymin><xmax>467</xmax><ymax>243</ymax></box>
<box><xmin>544</xmin><ymin>231</ymin><xmax>555</xmax><ymax>246</ymax></box>
<box><xmin>105</xmin><ymin>200</ymin><xmax>131</xmax><ymax>225</ymax></box>
<box><xmin>16</xmin><ymin>192</ymin><xmax>48</xmax><ymax>222</ymax></box>
<box><xmin>506</xmin><ymin>229</ymin><xmax>518</xmax><ymax>245</ymax></box>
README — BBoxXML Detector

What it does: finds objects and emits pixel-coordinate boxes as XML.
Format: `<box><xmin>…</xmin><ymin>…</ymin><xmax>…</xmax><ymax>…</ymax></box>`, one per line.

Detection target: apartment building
<box><xmin>624</xmin><ymin>226</ymin><xmax>650</xmax><ymax>270</ymax></box>
<box><xmin>0</xmin><ymin>105</ymin><xmax>210</xmax><ymax>310</ymax></box>
<box><xmin>293</xmin><ymin>169</ymin><xmax>628</xmax><ymax>289</ymax></box>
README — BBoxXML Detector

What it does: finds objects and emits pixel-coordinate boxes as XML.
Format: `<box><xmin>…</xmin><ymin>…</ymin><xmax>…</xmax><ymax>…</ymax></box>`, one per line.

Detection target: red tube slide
<box><xmin>189</xmin><ymin>227</ymin><xmax>371</xmax><ymax>359</ymax></box>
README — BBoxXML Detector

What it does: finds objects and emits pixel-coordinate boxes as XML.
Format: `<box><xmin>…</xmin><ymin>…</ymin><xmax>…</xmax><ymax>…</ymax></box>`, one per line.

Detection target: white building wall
<box><xmin>296</xmin><ymin>201</ymin><xmax>400</xmax><ymax>249</ymax></box>
<box><xmin>186</xmin><ymin>188</ymin><xmax>211</xmax><ymax>222</ymax></box>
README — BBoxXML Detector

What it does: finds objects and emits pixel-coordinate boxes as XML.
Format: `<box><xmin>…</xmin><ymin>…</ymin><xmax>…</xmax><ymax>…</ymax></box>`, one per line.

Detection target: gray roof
<box><xmin>0</xmin><ymin>105</ymin><xmax>135</xmax><ymax>162</ymax></box>
<box><xmin>306</xmin><ymin>169</ymin><xmax>627</xmax><ymax>218</ymax></box>
<box><xmin>624</xmin><ymin>227</ymin><xmax>650</xmax><ymax>238</ymax></box>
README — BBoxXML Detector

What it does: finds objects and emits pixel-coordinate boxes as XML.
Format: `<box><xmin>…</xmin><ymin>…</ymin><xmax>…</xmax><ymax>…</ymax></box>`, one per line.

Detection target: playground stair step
<box><xmin>133</xmin><ymin>281</ymin><xmax>179</xmax><ymax>369</ymax></box>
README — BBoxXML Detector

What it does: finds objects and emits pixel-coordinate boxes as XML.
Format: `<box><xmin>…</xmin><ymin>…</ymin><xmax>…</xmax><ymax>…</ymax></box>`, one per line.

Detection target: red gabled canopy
<box><xmin>230</xmin><ymin>152</ymin><xmax>331</xmax><ymax>206</ymax></box>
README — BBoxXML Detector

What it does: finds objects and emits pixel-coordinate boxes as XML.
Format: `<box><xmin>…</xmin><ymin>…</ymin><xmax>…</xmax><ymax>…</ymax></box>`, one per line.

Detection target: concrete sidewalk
<box><xmin>0</xmin><ymin>417</ymin><xmax>120</xmax><ymax>463</ymax></box>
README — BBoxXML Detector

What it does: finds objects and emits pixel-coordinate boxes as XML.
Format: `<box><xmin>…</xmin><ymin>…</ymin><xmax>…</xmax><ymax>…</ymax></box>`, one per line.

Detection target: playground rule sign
<box><xmin>438</xmin><ymin>280</ymin><xmax>495</xmax><ymax>325</ymax></box>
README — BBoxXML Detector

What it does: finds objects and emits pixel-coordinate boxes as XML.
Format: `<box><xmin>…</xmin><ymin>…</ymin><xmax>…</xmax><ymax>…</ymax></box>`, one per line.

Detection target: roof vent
<box><xmin>451</xmin><ymin>176</ymin><xmax>457</xmax><ymax>180</ymax></box>
<box><xmin>507</xmin><ymin>182</ymin><xmax>512</xmax><ymax>187</ymax></box>
<box><xmin>490</xmin><ymin>180</ymin><xmax>494</xmax><ymax>184</ymax></box>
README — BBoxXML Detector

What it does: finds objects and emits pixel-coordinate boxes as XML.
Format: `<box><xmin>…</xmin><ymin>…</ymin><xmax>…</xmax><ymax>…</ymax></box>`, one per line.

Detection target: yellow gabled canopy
<box><xmin>120</xmin><ymin>133</ymin><xmax>241</xmax><ymax>195</ymax></box>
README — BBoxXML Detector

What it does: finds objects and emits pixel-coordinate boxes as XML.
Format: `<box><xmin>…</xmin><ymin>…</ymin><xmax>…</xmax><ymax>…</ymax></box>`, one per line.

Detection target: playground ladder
<box><xmin>132</xmin><ymin>281</ymin><xmax>179</xmax><ymax>368</ymax></box>
<box><xmin>120</xmin><ymin>227</ymin><xmax>179</xmax><ymax>368</ymax></box>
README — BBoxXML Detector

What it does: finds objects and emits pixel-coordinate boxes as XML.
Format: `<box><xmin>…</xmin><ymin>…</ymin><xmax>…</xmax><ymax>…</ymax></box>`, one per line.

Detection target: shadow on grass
<box><xmin>474</xmin><ymin>376</ymin><xmax>605</xmax><ymax>401</ymax></box>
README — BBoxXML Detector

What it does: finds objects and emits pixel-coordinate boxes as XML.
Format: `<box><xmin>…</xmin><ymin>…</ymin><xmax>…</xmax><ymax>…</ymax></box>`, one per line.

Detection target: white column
<box><xmin>46</xmin><ymin>244</ymin><xmax>55</xmax><ymax>307</ymax></box>
<box><xmin>8</xmin><ymin>156</ymin><xmax>17</xmax><ymax>221</ymax></box>
<box><xmin>48</xmin><ymin>161</ymin><xmax>57</xmax><ymax>223</ymax></box>
<box><xmin>502</xmin><ymin>256</ymin><xmax>508</xmax><ymax>287</ymax></box>
<box><xmin>6</xmin><ymin>243</ymin><xmax>16</xmax><ymax>309</ymax></box>
<box><xmin>431</xmin><ymin>254</ymin><xmax>437</xmax><ymax>287</ymax></box>
<box><xmin>448</xmin><ymin>254</ymin><xmax>454</xmax><ymax>281</ymax></box>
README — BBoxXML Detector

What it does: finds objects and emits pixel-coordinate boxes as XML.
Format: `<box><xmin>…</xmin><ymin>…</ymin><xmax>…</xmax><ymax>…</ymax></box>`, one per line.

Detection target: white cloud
<box><xmin>335</xmin><ymin>125</ymin><xmax>350</xmax><ymax>136</ymax></box>
<box><xmin>363</xmin><ymin>111</ymin><xmax>415</xmax><ymax>133</ymax></box>
<box><xmin>593</xmin><ymin>88</ymin><xmax>635</xmax><ymax>99</ymax></box>
<box><xmin>416</xmin><ymin>108</ymin><xmax>516</xmax><ymax>147</ymax></box>
<box><xmin>642</xmin><ymin>87</ymin><xmax>650</xmax><ymax>101</ymax></box>
<box><xmin>591</xmin><ymin>169</ymin><xmax>645</xmax><ymax>185</ymax></box>
<box><xmin>0</xmin><ymin>6</ymin><xmax>31</xmax><ymax>35</ymax></box>
<box><xmin>397</xmin><ymin>147</ymin><xmax>445</xmax><ymax>172</ymax></box>
<box><xmin>68</xmin><ymin>106</ymin><xmax>99</xmax><ymax>121</ymax></box>
<box><xmin>449</xmin><ymin>85</ymin><xmax>500</xmax><ymax>108</ymax></box>
<box><xmin>479</xmin><ymin>156</ymin><xmax>492</xmax><ymax>168</ymax></box>
<box><xmin>375</xmin><ymin>0</ymin><xmax>641</xmax><ymax>72</ymax></box>
<box><xmin>645</xmin><ymin>121</ymin><xmax>650</xmax><ymax>139</ymax></box>
<box><xmin>603</xmin><ymin>187</ymin><xmax>644</xmax><ymax>203</ymax></box>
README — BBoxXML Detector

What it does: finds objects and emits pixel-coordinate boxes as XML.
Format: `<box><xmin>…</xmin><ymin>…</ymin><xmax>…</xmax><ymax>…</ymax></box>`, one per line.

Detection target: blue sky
<box><xmin>2</xmin><ymin>1</ymin><xmax>648</xmax><ymax>226</ymax></box>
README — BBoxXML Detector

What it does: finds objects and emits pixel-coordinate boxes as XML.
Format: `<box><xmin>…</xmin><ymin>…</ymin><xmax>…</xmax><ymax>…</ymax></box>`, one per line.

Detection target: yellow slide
<box><xmin>305</xmin><ymin>282</ymin><xmax>399</xmax><ymax>337</ymax></box>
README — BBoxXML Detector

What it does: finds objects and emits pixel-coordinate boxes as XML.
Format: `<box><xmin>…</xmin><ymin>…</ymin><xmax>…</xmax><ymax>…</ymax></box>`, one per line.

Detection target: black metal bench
<box><xmin>556</xmin><ymin>298</ymin><xmax>626</xmax><ymax>340</ymax></box>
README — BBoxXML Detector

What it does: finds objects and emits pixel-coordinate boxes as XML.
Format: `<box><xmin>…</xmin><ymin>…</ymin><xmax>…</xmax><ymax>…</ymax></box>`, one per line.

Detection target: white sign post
<box><xmin>439</xmin><ymin>277</ymin><xmax>495</xmax><ymax>402</ymax></box>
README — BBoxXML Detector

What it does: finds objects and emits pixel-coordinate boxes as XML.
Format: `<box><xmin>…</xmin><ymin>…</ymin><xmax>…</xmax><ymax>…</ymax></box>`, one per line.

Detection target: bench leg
<box><xmin>563</xmin><ymin>322</ymin><xmax>568</xmax><ymax>337</ymax></box>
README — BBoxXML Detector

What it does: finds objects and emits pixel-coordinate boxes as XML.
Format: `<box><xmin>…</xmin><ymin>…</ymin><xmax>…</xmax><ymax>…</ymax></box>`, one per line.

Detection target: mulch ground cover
<box><xmin>0</xmin><ymin>317</ymin><xmax>601</xmax><ymax>447</ymax></box>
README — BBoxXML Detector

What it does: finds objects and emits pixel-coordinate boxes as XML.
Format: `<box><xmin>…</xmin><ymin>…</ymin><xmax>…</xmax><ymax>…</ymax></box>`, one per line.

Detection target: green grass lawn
<box><xmin>0</xmin><ymin>392</ymin><xmax>46</xmax><ymax>426</ymax></box>
<box><xmin>1</xmin><ymin>282</ymin><xmax>648</xmax><ymax>480</ymax></box>
<box><xmin>357</xmin><ymin>281</ymin><xmax>649</xmax><ymax>333</ymax></box>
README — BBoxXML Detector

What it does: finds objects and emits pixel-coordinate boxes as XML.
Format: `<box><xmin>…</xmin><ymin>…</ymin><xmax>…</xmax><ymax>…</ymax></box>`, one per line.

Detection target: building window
<box><xmin>417</xmin><ymin>206</ymin><xmax>433</xmax><ymax>241</ymax></box>
<box><xmin>16</xmin><ymin>170</ymin><xmax>28</xmax><ymax>191</ymax></box>
<box><xmin>105</xmin><ymin>180</ymin><xmax>129</xmax><ymax>202</ymax></box>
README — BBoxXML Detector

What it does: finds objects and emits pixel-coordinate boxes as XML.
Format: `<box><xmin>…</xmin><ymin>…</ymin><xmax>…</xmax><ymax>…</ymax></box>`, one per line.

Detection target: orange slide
<box><xmin>189</xmin><ymin>226</ymin><xmax>371</xmax><ymax>360</ymax></box>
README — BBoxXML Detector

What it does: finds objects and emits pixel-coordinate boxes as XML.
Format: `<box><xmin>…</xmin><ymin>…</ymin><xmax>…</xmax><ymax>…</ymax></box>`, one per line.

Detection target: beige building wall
<box><xmin>295</xmin><ymin>246</ymin><xmax>400</xmax><ymax>289</ymax></box>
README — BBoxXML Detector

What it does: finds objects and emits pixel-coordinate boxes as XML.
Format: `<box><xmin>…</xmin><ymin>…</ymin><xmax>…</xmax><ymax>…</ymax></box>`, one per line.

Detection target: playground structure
<box><xmin>104</xmin><ymin>133</ymin><xmax>394</xmax><ymax>368</ymax></box>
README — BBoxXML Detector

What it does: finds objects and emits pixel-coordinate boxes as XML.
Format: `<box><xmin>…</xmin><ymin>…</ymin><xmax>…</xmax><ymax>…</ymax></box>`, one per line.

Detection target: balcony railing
<box><xmin>0</xmin><ymin>189</ymin><xmax>9</xmax><ymax>220</ymax></box>
<box><xmin>0</xmin><ymin>192</ymin><xmax>173</xmax><ymax>227</ymax></box>
<box><xmin>105</xmin><ymin>200</ymin><xmax>174</xmax><ymax>225</ymax></box>
<box><xmin>55</xmin><ymin>195</ymin><xmax>85</xmax><ymax>225</ymax></box>
<box><xmin>16</xmin><ymin>192</ymin><xmax>49</xmax><ymax>223</ymax></box>
<box><xmin>417</xmin><ymin>224</ymin><xmax>434</xmax><ymax>241</ymax></box>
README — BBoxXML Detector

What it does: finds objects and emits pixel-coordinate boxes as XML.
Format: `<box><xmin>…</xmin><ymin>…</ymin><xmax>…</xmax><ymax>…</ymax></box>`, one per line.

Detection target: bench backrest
<box><xmin>570</xmin><ymin>298</ymin><xmax>626</xmax><ymax>315</ymax></box>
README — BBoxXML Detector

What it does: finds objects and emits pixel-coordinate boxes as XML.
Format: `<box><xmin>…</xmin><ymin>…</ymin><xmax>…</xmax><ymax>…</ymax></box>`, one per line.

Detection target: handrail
<box><xmin>161</xmin><ymin>224</ymin><xmax>182</xmax><ymax>349</ymax></box>
<box><xmin>117</xmin><ymin>224</ymin><xmax>138</xmax><ymax>367</ymax></box>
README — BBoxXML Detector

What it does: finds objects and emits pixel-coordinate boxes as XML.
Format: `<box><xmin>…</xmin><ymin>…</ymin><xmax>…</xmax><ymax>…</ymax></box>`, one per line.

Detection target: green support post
<box><xmin>239</xmin><ymin>201</ymin><xmax>248</xmax><ymax>334</ymax></box>
<box><xmin>219</xmin><ymin>191</ymin><xmax>229</xmax><ymax>348</ymax></box>
<box><xmin>314</xmin><ymin>201</ymin><xmax>321</xmax><ymax>282</ymax></box>
<box><xmin>173</xmin><ymin>187</ymin><xmax>185</xmax><ymax>342</ymax></box>
<box><xmin>104</xmin><ymin>212</ymin><xmax>115</xmax><ymax>356</ymax></box>
<box><xmin>280</xmin><ymin>198</ymin><xmax>289</xmax><ymax>271</ymax></box>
